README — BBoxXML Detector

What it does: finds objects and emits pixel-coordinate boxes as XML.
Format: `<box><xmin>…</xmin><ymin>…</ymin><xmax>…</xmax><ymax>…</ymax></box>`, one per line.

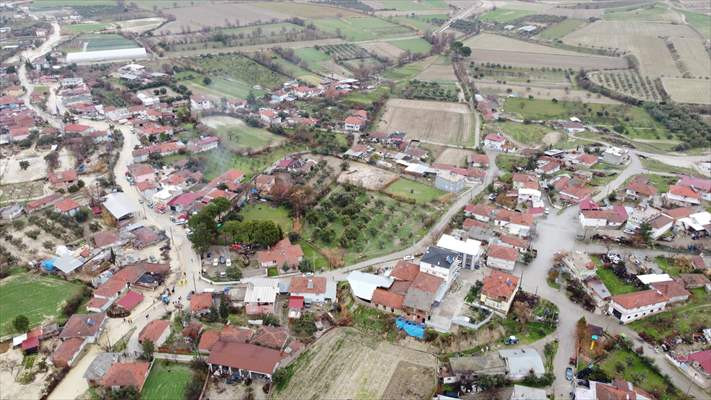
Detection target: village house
<box><xmin>419</xmin><ymin>246</ymin><xmax>461</xmax><ymax>282</ymax></box>
<box><xmin>486</xmin><ymin>244</ymin><xmax>518</xmax><ymax>271</ymax></box>
<box><xmin>402</xmin><ymin>269</ymin><xmax>444</xmax><ymax>323</ymax></box>
<box><xmin>608</xmin><ymin>290</ymin><xmax>669</xmax><ymax>324</ymax></box>
<box><xmin>602</xmin><ymin>147</ymin><xmax>628</xmax><ymax>165</ymax></box>
<box><xmin>468</xmin><ymin>153</ymin><xmax>490</xmax><ymax>168</ymax></box>
<box><xmin>677</xmin><ymin>176</ymin><xmax>711</xmax><ymax>201</ymax></box>
<box><xmin>190</xmin><ymin>292</ymin><xmax>213</xmax><ymax>316</ymax></box>
<box><xmin>256</xmin><ymin>238</ymin><xmax>304</xmax><ymax>269</ymax></box>
<box><xmin>575</xmin><ymin>379</ymin><xmax>655</xmax><ymax>400</ymax></box>
<box><xmin>435</xmin><ymin>170</ymin><xmax>465</xmax><ymax>193</ymax></box>
<box><xmin>54</xmin><ymin>198</ymin><xmax>81</xmax><ymax>217</ymax></box>
<box><xmin>48</xmin><ymin>169</ymin><xmax>78</xmax><ymax>189</ymax></box>
<box><xmin>127</xmin><ymin>163</ymin><xmax>156</xmax><ymax>183</ymax></box>
<box><xmin>187</xmin><ymin>136</ymin><xmax>219</xmax><ymax>153</ymax></box>
<box><xmin>344</xmin><ymin>110</ymin><xmax>367</xmax><ymax>131</ymax></box>
<box><xmin>649</xmin><ymin>279</ymin><xmax>690</xmax><ymax>304</ymax></box>
<box><xmin>483</xmin><ymin>133</ymin><xmax>506</xmax><ymax>151</ymax></box>
<box><xmin>465</xmin><ymin>204</ymin><xmax>494</xmax><ymax>222</ymax></box>
<box><xmin>207</xmin><ymin>341</ymin><xmax>282</xmax><ymax>380</ymax></box>
<box><xmin>84</xmin><ymin>352</ymin><xmax>120</xmax><ymax>386</ymax></box>
<box><xmin>562</xmin><ymin>251</ymin><xmax>597</xmax><ymax>281</ymax></box>
<box><xmin>625</xmin><ymin>177</ymin><xmax>657</xmax><ymax>201</ymax></box>
<box><xmin>101</xmin><ymin>362</ymin><xmax>150</xmax><ymax>393</ymax></box>
<box><xmin>674</xmin><ymin>350</ymin><xmax>711</xmax><ymax>390</ymax></box>
<box><xmin>244</xmin><ymin>279</ymin><xmax>279</xmax><ymax>315</ymax></box>
<box><xmin>190</xmin><ymin>95</ymin><xmax>213</xmax><ymax>111</ymax></box>
<box><xmin>138</xmin><ymin>319</ymin><xmax>171</xmax><ymax>348</ymax></box>
<box><xmin>52</xmin><ymin>313</ymin><xmax>107</xmax><ymax>368</ymax></box>
<box><xmin>436</xmin><ymin>234</ymin><xmax>483</xmax><ymax>270</ymax></box>
<box><xmin>480</xmin><ymin>270</ymin><xmax>520</xmax><ymax>316</ymax></box>
<box><xmin>666</xmin><ymin>184</ymin><xmax>701</xmax><ymax>206</ymax></box>
<box><xmin>574</xmin><ymin>153</ymin><xmax>598</xmax><ymax>168</ymax></box>
<box><xmin>288</xmin><ymin>276</ymin><xmax>336</xmax><ymax>304</ymax></box>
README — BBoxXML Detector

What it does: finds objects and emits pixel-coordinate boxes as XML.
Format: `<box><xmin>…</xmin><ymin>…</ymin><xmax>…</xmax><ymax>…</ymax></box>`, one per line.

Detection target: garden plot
<box><xmin>337</xmin><ymin>162</ymin><xmax>398</xmax><ymax>190</ymax></box>
<box><xmin>360</xmin><ymin>41</ymin><xmax>405</xmax><ymax>60</ymax></box>
<box><xmin>275</xmin><ymin>328</ymin><xmax>436</xmax><ymax>400</ymax></box>
<box><xmin>201</xmin><ymin>115</ymin><xmax>285</xmax><ymax>152</ymax></box>
<box><xmin>562</xmin><ymin>20</ymin><xmax>702</xmax><ymax>77</ymax></box>
<box><xmin>157</xmin><ymin>3</ymin><xmax>290</xmax><ymax>34</ymax></box>
<box><xmin>415</xmin><ymin>60</ymin><xmax>457</xmax><ymax>82</ymax></box>
<box><xmin>464</xmin><ymin>33</ymin><xmax>628</xmax><ymax>70</ymax></box>
<box><xmin>587</xmin><ymin>70</ymin><xmax>663</xmax><ymax>102</ymax></box>
<box><xmin>476</xmin><ymin>80</ymin><xmax>620</xmax><ymax>104</ymax></box>
<box><xmin>435</xmin><ymin>148</ymin><xmax>473</xmax><ymax>165</ymax></box>
<box><xmin>661</xmin><ymin>78</ymin><xmax>711</xmax><ymax>105</ymax></box>
<box><xmin>377</xmin><ymin>99</ymin><xmax>473</xmax><ymax>145</ymax></box>
<box><xmin>0</xmin><ymin>181</ymin><xmax>45</xmax><ymax>204</ymax></box>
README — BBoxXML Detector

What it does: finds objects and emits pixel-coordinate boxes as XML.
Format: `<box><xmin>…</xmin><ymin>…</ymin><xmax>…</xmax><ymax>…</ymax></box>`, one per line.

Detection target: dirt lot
<box><xmin>360</xmin><ymin>41</ymin><xmax>405</xmax><ymax>60</ymax></box>
<box><xmin>377</xmin><ymin>98</ymin><xmax>473</xmax><ymax>145</ymax></box>
<box><xmin>274</xmin><ymin>327</ymin><xmax>436</xmax><ymax>400</ymax></box>
<box><xmin>661</xmin><ymin>77</ymin><xmax>711</xmax><ymax>105</ymax></box>
<box><xmin>476</xmin><ymin>80</ymin><xmax>621</xmax><ymax>104</ymax></box>
<box><xmin>0</xmin><ymin>181</ymin><xmax>46</xmax><ymax>204</ymax></box>
<box><xmin>562</xmin><ymin>21</ymin><xmax>702</xmax><ymax>77</ymax></box>
<box><xmin>0</xmin><ymin>148</ymin><xmax>74</xmax><ymax>185</ymax></box>
<box><xmin>416</xmin><ymin>62</ymin><xmax>457</xmax><ymax>82</ymax></box>
<box><xmin>434</xmin><ymin>148</ymin><xmax>473</xmax><ymax>165</ymax></box>
<box><xmin>337</xmin><ymin>162</ymin><xmax>398</xmax><ymax>190</ymax></box>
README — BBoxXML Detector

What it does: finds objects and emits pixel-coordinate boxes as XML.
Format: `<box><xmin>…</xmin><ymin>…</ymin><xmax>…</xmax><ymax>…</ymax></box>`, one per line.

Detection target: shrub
<box><xmin>13</xmin><ymin>315</ymin><xmax>29</xmax><ymax>332</ymax></box>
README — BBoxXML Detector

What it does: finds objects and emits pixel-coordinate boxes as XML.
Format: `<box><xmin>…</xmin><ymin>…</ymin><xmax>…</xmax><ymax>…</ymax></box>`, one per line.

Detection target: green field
<box><xmin>388</xmin><ymin>38</ymin><xmax>432</xmax><ymax>54</ymax></box>
<box><xmin>595</xmin><ymin>267</ymin><xmax>637</xmax><ymax>296</ymax></box>
<box><xmin>681</xmin><ymin>10</ymin><xmax>711</xmax><ymax>39</ymax></box>
<box><xmin>599</xmin><ymin>348</ymin><xmax>674</xmax><ymax>398</ymax></box>
<box><xmin>390</xmin><ymin>14</ymin><xmax>447</xmax><ymax>32</ymax></box>
<box><xmin>480</xmin><ymin>9</ymin><xmax>534</xmax><ymax>23</ymax></box>
<box><xmin>300</xmin><ymin>240</ymin><xmax>330</xmax><ymax>270</ymax></box>
<box><xmin>382</xmin><ymin>56</ymin><xmax>433</xmax><ymax>81</ymax></box>
<box><xmin>495</xmin><ymin>154</ymin><xmax>527</xmax><ymax>172</ymax></box>
<box><xmin>207</xmin><ymin>117</ymin><xmax>284</xmax><ymax>152</ymax></box>
<box><xmin>488</xmin><ymin>121</ymin><xmax>552</xmax><ymax>145</ymax></box>
<box><xmin>312</xmin><ymin>16</ymin><xmax>413</xmax><ymax>41</ymax></box>
<box><xmin>0</xmin><ymin>272</ymin><xmax>85</xmax><ymax>334</ymax></box>
<box><xmin>202</xmin><ymin>144</ymin><xmax>307</xmax><ymax>181</ymax></box>
<box><xmin>343</xmin><ymin>86</ymin><xmax>390</xmax><ymax>105</ymax></box>
<box><xmin>537</xmin><ymin>19</ymin><xmax>585</xmax><ymax>40</ymax></box>
<box><xmin>384</xmin><ymin>178</ymin><xmax>446</xmax><ymax>204</ymax></box>
<box><xmin>30</xmin><ymin>0</ymin><xmax>114</xmax><ymax>8</ymax></box>
<box><xmin>303</xmin><ymin>185</ymin><xmax>439</xmax><ymax>265</ymax></box>
<box><xmin>503</xmin><ymin>98</ymin><xmax>669</xmax><ymax>140</ymax></box>
<box><xmin>62</xmin><ymin>23</ymin><xmax>109</xmax><ymax>34</ymax></box>
<box><xmin>81</xmin><ymin>34</ymin><xmax>137</xmax><ymax>51</ymax></box>
<box><xmin>184</xmin><ymin>54</ymin><xmax>288</xmax><ymax>92</ymax></box>
<box><xmin>238</xmin><ymin>204</ymin><xmax>292</xmax><ymax>232</ymax></box>
<box><xmin>141</xmin><ymin>361</ymin><xmax>194</xmax><ymax>400</ymax></box>
<box><xmin>270</xmin><ymin>55</ymin><xmax>321</xmax><ymax>85</ymax></box>
<box><xmin>640</xmin><ymin>158</ymin><xmax>699</xmax><ymax>176</ymax></box>
<box><xmin>604</xmin><ymin>3</ymin><xmax>675</xmax><ymax>22</ymax></box>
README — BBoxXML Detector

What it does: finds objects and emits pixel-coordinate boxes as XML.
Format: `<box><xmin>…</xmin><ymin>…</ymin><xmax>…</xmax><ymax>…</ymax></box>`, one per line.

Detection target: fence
<box><xmin>153</xmin><ymin>352</ymin><xmax>200</xmax><ymax>363</ymax></box>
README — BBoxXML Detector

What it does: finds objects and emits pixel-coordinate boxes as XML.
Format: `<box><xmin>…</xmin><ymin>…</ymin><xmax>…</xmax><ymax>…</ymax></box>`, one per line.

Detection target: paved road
<box><xmin>437</xmin><ymin>1</ymin><xmax>490</xmax><ymax>34</ymax></box>
<box><xmin>592</xmin><ymin>153</ymin><xmax>643</xmax><ymax>202</ymax></box>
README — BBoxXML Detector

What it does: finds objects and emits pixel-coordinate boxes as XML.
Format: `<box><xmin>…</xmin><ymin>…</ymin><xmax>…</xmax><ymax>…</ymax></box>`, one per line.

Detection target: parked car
<box><xmin>219</xmin><ymin>256</ymin><xmax>226</xmax><ymax>264</ymax></box>
<box><xmin>403</xmin><ymin>255</ymin><xmax>414</xmax><ymax>261</ymax></box>
<box><xmin>566</xmin><ymin>367</ymin><xmax>574</xmax><ymax>381</ymax></box>
<box><xmin>212</xmin><ymin>258</ymin><xmax>218</xmax><ymax>267</ymax></box>
<box><xmin>226</xmin><ymin>258</ymin><xmax>231</xmax><ymax>267</ymax></box>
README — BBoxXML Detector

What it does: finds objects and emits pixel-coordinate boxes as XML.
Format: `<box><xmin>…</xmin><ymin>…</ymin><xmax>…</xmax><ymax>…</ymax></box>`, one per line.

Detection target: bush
<box><xmin>13</xmin><ymin>315</ymin><xmax>29</xmax><ymax>332</ymax></box>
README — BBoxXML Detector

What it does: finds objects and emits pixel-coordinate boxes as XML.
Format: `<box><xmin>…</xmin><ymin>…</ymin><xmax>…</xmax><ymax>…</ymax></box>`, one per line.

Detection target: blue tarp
<box><xmin>396</xmin><ymin>317</ymin><xmax>425</xmax><ymax>339</ymax></box>
<box><xmin>41</xmin><ymin>259</ymin><xmax>55</xmax><ymax>271</ymax></box>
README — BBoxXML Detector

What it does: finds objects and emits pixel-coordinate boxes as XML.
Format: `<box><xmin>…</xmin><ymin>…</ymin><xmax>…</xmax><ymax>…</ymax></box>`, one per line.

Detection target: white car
<box><xmin>212</xmin><ymin>258</ymin><xmax>219</xmax><ymax>267</ymax></box>
<box><xmin>403</xmin><ymin>255</ymin><xmax>415</xmax><ymax>261</ymax></box>
<box><xmin>226</xmin><ymin>258</ymin><xmax>231</xmax><ymax>267</ymax></box>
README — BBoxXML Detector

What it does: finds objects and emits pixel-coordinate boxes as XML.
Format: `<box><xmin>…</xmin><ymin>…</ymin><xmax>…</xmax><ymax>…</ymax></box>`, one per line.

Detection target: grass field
<box><xmin>238</xmin><ymin>204</ymin><xmax>292</xmax><ymax>232</ymax></box>
<box><xmin>604</xmin><ymin>3</ymin><xmax>678</xmax><ymax>23</ymax></box>
<box><xmin>270</xmin><ymin>54</ymin><xmax>321</xmax><ymax>85</ymax></box>
<box><xmin>62</xmin><ymin>23</ymin><xmax>109</xmax><ymax>34</ymax></box>
<box><xmin>381</xmin><ymin>0</ymin><xmax>448</xmax><ymax>11</ymax></box>
<box><xmin>384</xmin><ymin>178</ymin><xmax>446</xmax><ymax>204</ymax></box>
<box><xmin>390</xmin><ymin>14</ymin><xmax>447</xmax><ymax>32</ymax></box>
<box><xmin>628</xmin><ymin>288</ymin><xmax>710</xmax><ymax>343</ymax></box>
<box><xmin>30</xmin><ymin>0</ymin><xmax>113</xmax><ymax>8</ymax></box>
<box><xmin>141</xmin><ymin>361</ymin><xmax>194</xmax><ymax>400</ymax></box>
<box><xmin>680</xmin><ymin>10</ymin><xmax>711</xmax><ymax>39</ymax></box>
<box><xmin>640</xmin><ymin>158</ymin><xmax>699</xmax><ymax>176</ymax></box>
<box><xmin>312</xmin><ymin>16</ymin><xmax>413</xmax><ymax>41</ymax></box>
<box><xmin>596</xmin><ymin>267</ymin><xmax>637</xmax><ymax>296</ymax></box>
<box><xmin>387</xmin><ymin>38</ymin><xmax>432</xmax><ymax>54</ymax></box>
<box><xmin>480</xmin><ymin>9</ymin><xmax>534</xmax><ymax>23</ymax></box>
<box><xmin>202</xmin><ymin>144</ymin><xmax>306</xmax><ymax>181</ymax></box>
<box><xmin>382</xmin><ymin>56</ymin><xmax>434</xmax><ymax>81</ymax></box>
<box><xmin>503</xmin><ymin>98</ymin><xmax>669</xmax><ymax>140</ymax></box>
<box><xmin>201</xmin><ymin>115</ymin><xmax>284</xmax><ymax>152</ymax></box>
<box><xmin>300</xmin><ymin>240</ymin><xmax>330</xmax><ymax>270</ymax></box>
<box><xmin>0</xmin><ymin>271</ymin><xmax>84</xmax><ymax>334</ymax></box>
<box><xmin>184</xmin><ymin>54</ymin><xmax>288</xmax><ymax>92</ymax></box>
<box><xmin>537</xmin><ymin>19</ymin><xmax>585</xmax><ymax>40</ymax></box>
<box><xmin>599</xmin><ymin>348</ymin><xmax>672</xmax><ymax>397</ymax></box>
<box><xmin>81</xmin><ymin>34</ymin><xmax>137</xmax><ymax>51</ymax></box>
<box><xmin>489</xmin><ymin>121</ymin><xmax>552</xmax><ymax>145</ymax></box>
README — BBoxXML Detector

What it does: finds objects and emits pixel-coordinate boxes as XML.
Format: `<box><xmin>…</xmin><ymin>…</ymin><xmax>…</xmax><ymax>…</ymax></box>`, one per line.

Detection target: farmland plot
<box><xmin>562</xmin><ymin>21</ymin><xmax>702</xmax><ymax>77</ymax></box>
<box><xmin>360</xmin><ymin>41</ymin><xmax>405</xmax><ymax>60</ymax></box>
<box><xmin>465</xmin><ymin>33</ymin><xmax>628</xmax><ymax>70</ymax></box>
<box><xmin>312</xmin><ymin>16</ymin><xmax>413</xmax><ymax>41</ymax></box>
<box><xmin>670</xmin><ymin>37</ymin><xmax>711</xmax><ymax>78</ymax></box>
<box><xmin>661</xmin><ymin>78</ymin><xmax>711</xmax><ymax>105</ymax></box>
<box><xmin>275</xmin><ymin>328</ymin><xmax>436</xmax><ymax>400</ymax></box>
<box><xmin>337</xmin><ymin>162</ymin><xmax>398</xmax><ymax>190</ymax></box>
<box><xmin>587</xmin><ymin>70</ymin><xmax>663</xmax><ymax>101</ymax></box>
<box><xmin>377</xmin><ymin>99</ymin><xmax>473</xmax><ymax>145</ymax></box>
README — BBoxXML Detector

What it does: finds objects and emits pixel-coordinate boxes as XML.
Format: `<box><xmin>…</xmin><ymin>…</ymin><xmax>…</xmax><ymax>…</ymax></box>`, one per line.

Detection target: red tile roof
<box><xmin>669</xmin><ymin>184</ymin><xmax>700</xmax><ymax>199</ymax></box>
<box><xmin>289</xmin><ymin>276</ymin><xmax>326</xmax><ymax>295</ymax></box>
<box><xmin>139</xmin><ymin>319</ymin><xmax>170</xmax><ymax>344</ymax></box>
<box><xmin>488</xmin><ymin>244</ymin><xmax>518</xmax><ymax>262</ymax></box>
<box><xmin>115</xmin><ymin>290</ymin><xmax>144</xmax><ymax>311</ymax></box>
<box><xmin>482</xmin><ymin>270</ymin><xmax>519</xmax><ymax>301</ymax></box>
<box><xmin>612</xmin><ymin>289</ymin><xmax>669</xmax><ymax>309</ymax></box>
<box><xmin>190</xmin><ymin>293</ymin><xmax>213</xmax><ymax>312</ymax></box>
<box><xmin>198</xmin><ymin>330</ymin><xmax>220</xmax><ymax>352</ymax></box>
<box><xmin>663</xmin><ymin>207</ymin><xmax>694</xmax><ymax>220</ymax></box>
<box><xmin>101</xmin><ymin>362</ymin><xmax>150</xmax><ymax>391</ymax></box>
<box><xmin>677</xmin><ymin>176</ymin><xmax>711</xmax><ymax>192</ymax></box>
<box><xmin>251</xmin><ymin>326</ymin><xmax>289</xmax><ymax>350</ymax></box>
<box><xmin>59</xmin><ymin>313</ymin><xmax>106</xmax><ymax>339</ymax></box>
<box><xmin>55</xmin><ymin>198</ymin><xmax>80</xmax><ymax>213</ymax></box>
<box><xmin>484</xmin><ymin>133</ymin><xmax>505</xmax><ymax>142</ymax></box>
<box><xmin>51</xmin><ymin>337</ymin><xmax>84</xmax><ymax>367</ymax></box>
<box><xmin>372</xmin><ymin>288</ymin><xmax>405</xmax><ymax>310</ymax></box>
<box><xmin>93</xmin><ymin>230</ymin><xmax>119</xmax><ymax>247</ymax></box>
<box><xmin>576</xmin><ymin>153</ymin><xmax>598</xmax><ymax>166</ymax></box>
<box><xmin>678</xmin><ymin>350</ymin><xmax>711</xmax><ymax>374</ymax></box>
<box><xmin>391</xmin><ymin>260</ymin><xmax>420</xmax><ymax>281</ymax></box>
<box><xmin>626</xmin><ymin>179</ymin><xmax>657</xmax><ymax>197</ymax></box>
<box><xmin>344</xmin><ymin>116</ymin><xmax>364</xmax><ymax>125</ymax></box>
<box><xmin>410</xmin><ymin>271</ymin><xmax>443</xmax><ymax>294</ymax></box>
<box><xmin>650</xmin><ymin>280</ymin><xmax>690</xmax><ymax>300</ymax></box>
<box><xmin>220</xmin><ymin>326</ymin><xmax>253</xmax><ymax>343</ymax></box>
<box><xmin>256</xmin><ymin>238</ymin><xmax>303</xmax><ymax>268</ymax></box>
<box><xmin>288</xmin><ymin>296</ymin><xmax>304</xmax><ymax>310</ymax></box>
<box><xmin>207</xmin><ymin>341</ymin><xmax>282</xmax><ymax>375</ymax></box>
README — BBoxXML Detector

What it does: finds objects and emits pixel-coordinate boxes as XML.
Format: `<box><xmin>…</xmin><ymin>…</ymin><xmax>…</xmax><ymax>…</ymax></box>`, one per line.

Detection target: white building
<box><xmin>483</xmin><ymin>133</ymin><xmax>506</xmax><ymax>151</ymax></box>
<box><xmin>435</xmin><ymin>171</ymin><xmax>465</xmax><ymax>193</ymax></box>
<box><xmin>608</xmin><ymin>289</ymin><xmax>669</xmax><ymax>324</ymax></box>
<box><xmin>486</xmin><ymin>244</ymin><xmax>518</xmax><ymax>271</ymax></box>
<box><xmin>65</xmin><ymin>47</ymin><xmax>148</xmax><ymax>63</ymax></box>
<box><xmin>436</xmin><ymin>234</ymin><xmax>482</xmax><ymax>270</ymax></box>
<box><xmin>346</xmin><ymin>271</ymin><xmax>394</xmax><ymax>301</ymax></box>
<box><xmin>136</xmin><ymin>92</ymin><xmax>159</xmax><ymax>107</ymax></box>
<box><xmin>419</xmin><ymin>246</ymin><xmax>461</xmax><ymax>282</ymax></box>
<box><xmin>498</xmin><ymin>348</ymin><xmax>545</xmax><ymax>379</ymax></box>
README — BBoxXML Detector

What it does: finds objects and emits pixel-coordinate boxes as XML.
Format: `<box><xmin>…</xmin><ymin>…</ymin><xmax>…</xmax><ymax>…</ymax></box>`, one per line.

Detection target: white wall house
<box><xmin>608</xmin><ymin>290</ymin><xmax>669</xmax><ymax>324</ymax></box>
<box><xmin>436</xmin><ymin>234</ymin><xmax>482</xmax><ymax>270</ymax></box>
<box><xmin>419</xmin><ymin>246</ymin><xmax>461</xmax><ymax>282</ymax></box>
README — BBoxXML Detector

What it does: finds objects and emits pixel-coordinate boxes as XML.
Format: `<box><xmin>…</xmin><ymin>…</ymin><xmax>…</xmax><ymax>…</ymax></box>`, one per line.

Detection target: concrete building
<box><xmin>436</xmin><ymin>234</ymin><xmax>482</xmax><ymax>270</ymax></box>
<box><xmin>435</xmin><ymin>170</ymin><xmax>465</xmax><ymax>193</ymax></box>
<box><xmin>419</xmin><ymin>246</ymin><xmax>461</xmax><ymax>282</ymax></box>
<box><xmin>608</xmin><ymin>290</ymin><xmax>669</xmax><ymax>324</ymax></box>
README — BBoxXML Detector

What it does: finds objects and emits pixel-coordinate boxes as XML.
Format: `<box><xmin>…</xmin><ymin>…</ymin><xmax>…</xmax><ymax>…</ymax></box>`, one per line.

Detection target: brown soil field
<box><xmin>670</xmin><ymin>37</ymin><xmax>711</xmax><ymax>78</ymax></box>
<box><xmin>159</xmin><ymin>2</ymin><xmax>360</xmax><ymax>34</ymax></box>
<box><xmin>275</xmin><ymin>328</ymin><xmax>436</xmax><ymax>400</ymax></box>
<box><xmin>488</xmin><ymin>0</ymin><xmax>605</xmax><ymax>18</ymax></box>
<box><xmin>661</xmin><ymin>77</ymin><xmax>711</xmax><ymax>105</ymax></box>
<box><xmin>337</xmin><ymin>162</ymin><xmax>398</xmax><ymax>190</ymax></box>
<box><xmin>465</xmin><ymin>33</ymin><xmax>628</xmax><ymax>69</ymax></box>
<box><xmin>434</xmin><ymin>148</ymin><xmax>473</xmax><ymax>165</ymax></box>
<box><xmin>361</xmin><ymin>41</ymin><xmax>405</xmax><ymax>60</ymax></box>
<box><xmin>377</xmin><ymin>98</ymin><xmax>473</xmax><ymax>145</ymax></box>
<box><xmin>476</xmin><ymin>80</ymin><xmax>622</xmax><ymax>104</ymax></box>
<box><xmin>416</xmin><ymin>62</ymin><xmax>457</xmax><ymax>81</ymax></box>
<box><xmin>562</xmin><ymin>21</ymin><xmax>703</xmax><ymax>77</ymax></box>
